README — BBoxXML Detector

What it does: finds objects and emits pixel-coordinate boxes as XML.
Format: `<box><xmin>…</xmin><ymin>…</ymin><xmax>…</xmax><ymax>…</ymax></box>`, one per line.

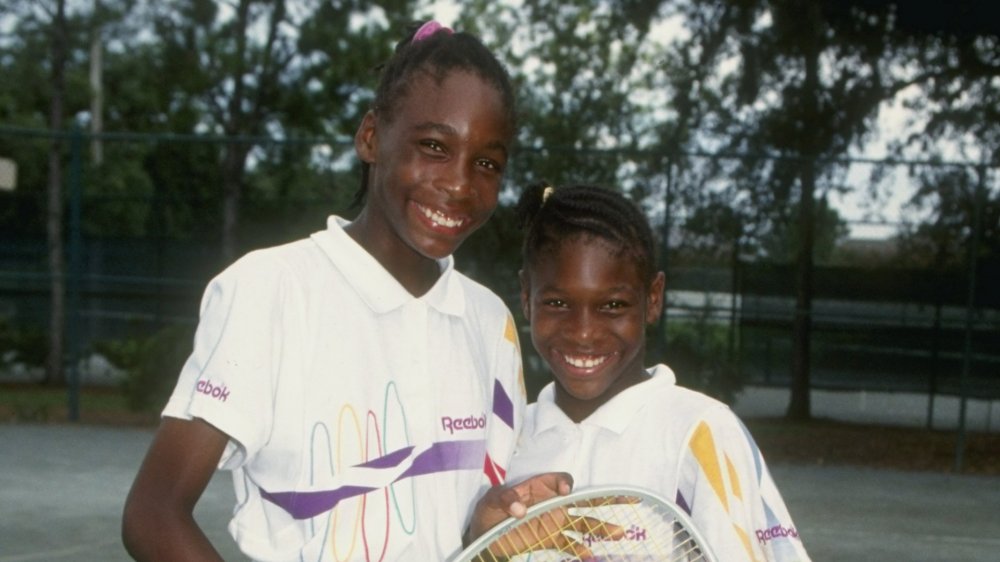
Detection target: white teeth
<box><xmin>563</xmin><ymin>354</ymin><xmax>608</xmax><ymax>369</ymax></box>
<box><xmin>420</xmin><ymin>206</ymin><xmax>465</xmax><ymax>229</ymax></box>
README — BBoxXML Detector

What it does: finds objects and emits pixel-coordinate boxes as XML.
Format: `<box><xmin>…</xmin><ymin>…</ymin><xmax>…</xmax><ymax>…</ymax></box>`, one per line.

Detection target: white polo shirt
<box><xmin>507</xmin><ymin>365</ymin><xmax>810</xmax><ymax>562</ymax></box>
<box><xmin>164</xmin><ymin>216</ymin><xmax>525</xmax><ymax>562</ymax></box>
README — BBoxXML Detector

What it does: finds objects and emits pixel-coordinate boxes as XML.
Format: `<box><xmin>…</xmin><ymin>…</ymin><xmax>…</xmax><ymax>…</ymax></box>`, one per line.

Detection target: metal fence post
<box><xmin>954</xmin><ymin>164</ymin><xmax>986</xmax><ymax>471</ymax></box>
<box><xmin>66</xmin><ymin>128</ymin><xmax>83</xmax><ymax>422</ymax></box>
<box><xmin>657</xmin><ymin>154</ymin><xmax>675</xmax><ymax>347</ymax></box>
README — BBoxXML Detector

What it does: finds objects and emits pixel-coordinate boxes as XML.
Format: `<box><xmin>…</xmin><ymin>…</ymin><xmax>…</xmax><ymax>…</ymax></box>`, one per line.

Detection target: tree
<box><xmin>661</xmin><ymin>0</ymin><xmax>998</xmax><ymax>419</ymax></box>
<box><xmin>144</xmin><ymin>0</ymin><xmax>417</xmax><ymax>259</ymax></box>
<box><xmin>458</xmin><ymin>0</ymin><xmax>664</xmax><ymax>187</ymax></box>
<box><xmin>897</xmin><ymin>166</ymin><xmax>999</xmax><ymax>269</ymax></box>
<box><xmin>46</xmin><ymin>0</ymin><xmax>70</xmax><ymax>386</ymax></box>
<box><xmin>458</xmin><ymin>0</ymin><xmax>993</xmax><ymax>420</ymax></box>
<box><xmin>0</xmin><ymin>1</ymin><xmax>421</xmax><ymax>384</ymax></box>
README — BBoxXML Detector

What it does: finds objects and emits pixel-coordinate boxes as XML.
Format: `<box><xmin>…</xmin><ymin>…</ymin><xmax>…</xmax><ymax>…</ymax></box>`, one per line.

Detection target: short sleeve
<box><xmin>162</xmin><ymin>253</ymin><xmax>290</xmax><ymax>467</ymax></box>
<box><xmin>676</xmin><ymin>407</ymin><xmax>811</xmax><ymax>561</ymax></box>
<box><xmin>483</xmin><ymin>312</ymin><xmax>526</xmax><ymax>487</ymax></box>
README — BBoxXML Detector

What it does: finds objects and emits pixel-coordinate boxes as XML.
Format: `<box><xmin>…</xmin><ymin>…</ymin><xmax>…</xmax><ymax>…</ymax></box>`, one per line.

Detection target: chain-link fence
<box><xmin>1</xmin><ymin>126</ymin><xmax>997</xmax><ymax>421</ymax></box>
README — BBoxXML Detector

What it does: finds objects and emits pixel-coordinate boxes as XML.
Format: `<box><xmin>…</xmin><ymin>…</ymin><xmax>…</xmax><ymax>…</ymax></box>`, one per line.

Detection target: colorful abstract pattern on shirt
<box><xmin>259</xmin><ymin>315</ymin><xmax>524</xmax><ymax>561</ymax></box>
<box><xmin>676</xmin><ymin>420</ymin><xmax>804</xmax><ymax>562</ymax></box>
<box><xmin>484</xmin><ymin>315</ymin><xmax>523</xmax><ymax>486</ymax></box>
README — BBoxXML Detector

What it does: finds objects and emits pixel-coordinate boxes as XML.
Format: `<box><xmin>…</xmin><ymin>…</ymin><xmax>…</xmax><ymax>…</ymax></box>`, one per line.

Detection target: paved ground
<box><xmin>2</xmin><ymin>424</ymin><xmax>1000</xmax><ymax>561</ymax></box>
<box><xmin>732</xmin><ymin>386</ymin><xmax>1000</xmax><ymax>432</ymax></box>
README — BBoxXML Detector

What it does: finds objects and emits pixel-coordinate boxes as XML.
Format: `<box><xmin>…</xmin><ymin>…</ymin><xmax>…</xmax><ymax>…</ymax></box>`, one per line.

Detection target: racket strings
<box><xmin>469</xmin><ymin>496</ymin><xmax>711</xmax><ymax>562</ymax></box>
<box><xmin>476</xmin><ymin>506</ymin><xmax>596</xmax><ymax>561</ymax></box>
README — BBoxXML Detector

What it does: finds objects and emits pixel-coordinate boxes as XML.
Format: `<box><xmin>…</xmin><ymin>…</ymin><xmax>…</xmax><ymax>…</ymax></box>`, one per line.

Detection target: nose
<box><xmin>436</xmin><ymin>160</ymin><xmax>473</xmax><ymax>199</ymax></box>
<box><xmin>566</xmin><ymin>307</ymin><xmax>598</xmax><ymax>343</ymax></box>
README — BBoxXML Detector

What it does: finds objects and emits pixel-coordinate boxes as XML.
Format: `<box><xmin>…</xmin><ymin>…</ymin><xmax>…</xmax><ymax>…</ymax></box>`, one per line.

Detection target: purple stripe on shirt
<box><xmin>358</xmin><ymin>445</ymin><xmax>414</xmax><ymax>469</ymax></box>
<box><xmin>675</xmin><ymin>490</ymin><xmax>692</xmax><ymax>515</ymax></box>
<box><xmin>492</xmin><ymin>379</ymin><xmax>515</xmax><ymax>428</ymax></box>
<box><xmin>398</xmin><ymin>440</ymin><xmax>484</xmax><ymax>479</ymax></box>
<box><xmin>262</xmin><ymin>440</ymin><xmax>486</xmax><ymax>519</ymax></box>
<box><xmin>262</xmin><ymin>485</ymin><xmax>376</xmax><ymax>519</ymax></box>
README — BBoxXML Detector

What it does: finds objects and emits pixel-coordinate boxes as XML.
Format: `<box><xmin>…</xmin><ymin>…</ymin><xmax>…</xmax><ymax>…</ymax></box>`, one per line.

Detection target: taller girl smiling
<box><xmin>123</xmin><ymin>22</ymin><xmax>566</xmax><ymax>562</ymax></box>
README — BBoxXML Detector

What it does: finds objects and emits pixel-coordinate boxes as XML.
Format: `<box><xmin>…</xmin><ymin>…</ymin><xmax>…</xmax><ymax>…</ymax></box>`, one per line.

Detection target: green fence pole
<box><xmin>954</xmin><ymin>165</ymin><xmax>986</xmax><ymax>472</ymax></box>
<box><xmin>657</xmin><ymin>154</ymin><xmax>674</xmax><ymax>350</ymax></box>
<box><xmin>67</xmin><ymin>128</ymin><xmax>83</xmax><ymax>422</ymax></box>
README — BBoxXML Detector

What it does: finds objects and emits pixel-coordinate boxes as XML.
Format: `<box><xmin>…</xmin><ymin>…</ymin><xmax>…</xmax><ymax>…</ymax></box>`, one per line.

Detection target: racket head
<box><xmin>454</xmin><ymin>485</ymin><xmax>718</xmax><ymax>562</ymax></box>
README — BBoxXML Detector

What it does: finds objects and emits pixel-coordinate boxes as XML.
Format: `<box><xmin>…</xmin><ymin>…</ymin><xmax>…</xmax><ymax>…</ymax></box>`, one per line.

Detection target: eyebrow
<box><xmin>414</xmin><ymin>121</ymin><xmax>456</xmax><ymax>136</ymax></box>
<box><xmin>413</xmin><ymin>121</ymin><xmax>509</xmax><ymax>158</ymax></box>
<box><xmin>537</xmin><ymin>284</ymin><xmax>639</xmax><ymax>295</ymax></box>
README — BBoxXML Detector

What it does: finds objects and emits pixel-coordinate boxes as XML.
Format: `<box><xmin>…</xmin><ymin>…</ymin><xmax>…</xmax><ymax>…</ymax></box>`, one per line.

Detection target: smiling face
<box><xmin>521</xmin><ymin>234</ymin><xmax>664</xmax><ymax>422</ymax></box>
<box><xmin>351</xmin><ymin>70</ymin><xmax>511</xmax><ymax>293</ymax></box>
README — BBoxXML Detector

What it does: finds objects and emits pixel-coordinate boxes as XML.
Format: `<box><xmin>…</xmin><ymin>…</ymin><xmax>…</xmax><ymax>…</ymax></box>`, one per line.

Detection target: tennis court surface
<box><xmin>2</xmin><ymin>424</ymin><xmax>998</xmax><ymax>561</ymax></box>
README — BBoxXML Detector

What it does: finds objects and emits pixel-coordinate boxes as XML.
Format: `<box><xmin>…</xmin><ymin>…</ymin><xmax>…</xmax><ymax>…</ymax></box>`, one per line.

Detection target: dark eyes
<box><xmin>419</xmin><ymin>140</ymin><xmax>503</xmax><ymax>173</ymax></box>
<box><xmin>540</xmin><ymin>299</ymin><xmax>629</xmax><ymax>311</ymax></box>
<box><xmin>476</xmin><ymin>158</ymin><xmax>502</xmax><ymax>173</ymax></box>
<box><xmin>421</xmin><ymin>139</ymin><xmax>444</xmax><ymax>153</ymax></box>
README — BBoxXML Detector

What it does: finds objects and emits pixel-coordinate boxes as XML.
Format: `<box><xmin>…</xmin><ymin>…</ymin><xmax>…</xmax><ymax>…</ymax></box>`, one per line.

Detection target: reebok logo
<box><xmin>583</xmin><ymin>524</ymin><xmax>647</xmax><ymax>547</ymax></box>
<box><xmin>756</xmin><ymin>524</ymin><xmax>799</xmax><ymax>544</ymax></box>
<box><xmin>196</xmin><ymin>379</ymin><xmax>230</xmax><ymax>402</ymax></box>
<box><xmin>441</xmin><ymin>413</ymin><xmax>486</xmax><ymax>434</ymax></box>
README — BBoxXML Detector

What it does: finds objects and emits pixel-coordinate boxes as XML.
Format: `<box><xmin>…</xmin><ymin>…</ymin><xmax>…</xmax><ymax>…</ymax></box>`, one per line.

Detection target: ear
<box><xmin>646</xmin><ymin>271</ymin><xmax>665</xmax><ymax>326</ymax></box>
<box><xmin>354</xmin><ymin>110</ymin><xmax>377</xmax><ymax>164</ymax></box>
<box><xmin>519</xmin><ymin>269</ymin><xmax>531</xmax><ymax>321</ymax></box>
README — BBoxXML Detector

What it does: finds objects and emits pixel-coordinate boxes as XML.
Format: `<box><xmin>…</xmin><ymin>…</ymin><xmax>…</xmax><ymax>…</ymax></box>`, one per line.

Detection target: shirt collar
<box><xmin>530</xmin><ymin>364</ymin><xmax>677</xmax><ymax>436</ymax></box>
<box><xmin>310</xmin><ymin>215</ymin><xmax>466</xmax><ymax>317</ymax></box>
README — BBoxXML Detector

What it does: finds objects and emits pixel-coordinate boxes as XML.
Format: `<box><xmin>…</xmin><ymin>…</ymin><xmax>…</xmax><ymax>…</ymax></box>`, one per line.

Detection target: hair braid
<box><xmin>517</xmin><ymin>182</ymin><xmax>658</xmax><ymax>283</ymax></box>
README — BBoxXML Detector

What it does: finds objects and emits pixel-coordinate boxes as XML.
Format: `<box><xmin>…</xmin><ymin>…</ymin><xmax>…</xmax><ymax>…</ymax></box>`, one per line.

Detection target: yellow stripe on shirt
<box><xmin>504</xmin><ymin>315</ymin><xmax>518</xmax><ymax>348</ymax></box>
<box><xmin>690</xmin><ymin>421</ymin><xmax>728</xmax><ymax>513</ymax></box>
<box><xmin>733</xmin><ymin>522</ymin><xmax>761</xmax><ymax>562</ymax></box>
<box><xmin>726</xmin><ymin>453</ymin><xmax>743</xmax><ymax>500</ymax></box>
<box><xmin>503</xmin><ymin>315</ymin><xmax>526</xmax><ymax>398</ymax></box>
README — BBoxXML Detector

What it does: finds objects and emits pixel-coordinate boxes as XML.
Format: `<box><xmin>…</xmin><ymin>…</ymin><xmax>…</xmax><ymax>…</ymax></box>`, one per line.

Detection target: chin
<box><xmin>556</xmin><ymin>379</ymin><xmax>612</xmax><ymax>402</ymax></box>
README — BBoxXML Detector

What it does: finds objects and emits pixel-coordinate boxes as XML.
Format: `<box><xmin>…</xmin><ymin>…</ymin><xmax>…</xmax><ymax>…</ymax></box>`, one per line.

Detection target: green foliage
<box><xmin>0</xmin><ymin>0</ymin><xmax>997</xmax><ymax>414</ymax></box>
<box><xmin>0</xmin><ymin>318</ymin><xmax>47</xmax><ymax>370</ymax></box>
<box><xmin>455</xmin><ymin>203</ymin><xmax>524</xmax><ymax>301</ymax></box>
<box><xmin>896</xmin><ymin>166</ymin><xmax>1000</xmax><ymax>269</ymax></box>
<box><xmin>651</xmin><ymin>312</ymin><xmax>743</xmax><ymax>405</ymax></box>
<box><xmin>0</xmin><ymin>385</ymin><xmax>134</xmax><ymax>423</ymax></box>
<box><xmin>93</xmin><ymin>324</ymin><xmax>195</xmax><ymax>412</ymax></box>
<box><xmin>757</xmin><ymin>196</ymin><xmax>851</xmax><ymax>264</ymax></box>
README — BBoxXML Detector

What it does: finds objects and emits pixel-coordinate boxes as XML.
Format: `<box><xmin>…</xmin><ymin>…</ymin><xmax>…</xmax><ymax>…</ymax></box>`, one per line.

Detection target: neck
<box><xmin>555</xmin><ymin>365</ymin><xmax>651</xmax><ymax>423</ymax></box>
<box><xmin>344</xmin><ymin>213</ymin><xmax>441</xmax><ymax>297</ymax></box>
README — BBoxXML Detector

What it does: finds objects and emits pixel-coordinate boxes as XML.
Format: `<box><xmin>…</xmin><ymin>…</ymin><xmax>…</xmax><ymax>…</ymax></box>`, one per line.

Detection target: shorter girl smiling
<box><xmin>510</xmin><ymin>182</ymin><xmax>811</xmax><ymax>561</ymax></box>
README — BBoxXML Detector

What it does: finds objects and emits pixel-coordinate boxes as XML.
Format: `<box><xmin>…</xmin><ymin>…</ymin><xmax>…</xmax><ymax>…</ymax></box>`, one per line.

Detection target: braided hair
<box><xmin>353</xmin><ymin>22</ymin><xmax>517</xmax><ymax>208</ymax></box>
<box><xmin>516</xmin><ymin>182</ymin><xmax>658</xmax><ymax>284</ymax></box>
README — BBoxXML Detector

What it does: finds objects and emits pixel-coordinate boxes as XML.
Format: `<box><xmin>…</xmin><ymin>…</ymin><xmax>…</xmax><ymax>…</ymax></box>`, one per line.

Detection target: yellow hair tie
<box><xmin>541</xmin><ymin>185</ymin><xmax>555</xmax><ymax>203</ymax></box>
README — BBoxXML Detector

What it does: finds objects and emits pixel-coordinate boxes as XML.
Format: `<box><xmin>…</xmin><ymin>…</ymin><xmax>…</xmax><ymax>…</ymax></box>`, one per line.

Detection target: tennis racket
<box><xmin>453</xmin><ymin>485</ymin><xmax>718</xmax><ymax>562</ymax></box>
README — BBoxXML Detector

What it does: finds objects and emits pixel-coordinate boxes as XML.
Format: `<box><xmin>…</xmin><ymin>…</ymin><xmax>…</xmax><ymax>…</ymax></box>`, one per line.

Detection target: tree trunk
<box><xmin>787</xmin><ymin>157</ymin><xmax>815</xmax><ymax>420</ymax></box>
<box><xmin>90</xmin><ymin>3</ymin><xmax>103</xmax><ymax>165</ymax></box>
<box><xmin>786</xmin><ymin>1</ymin><xmax>821</xmax><ymax>420</ymax></box>
<box><xmin>220</xmin><ymin>143</ymin><xmax>247</xmax><ymax>262</ymax></box>
<box><xmin>45</xmin><ymin>0</ymin><xmax>69</xmax><ymax>386</ymax></box>
<box><xmin>219</xmin><ymin>0</ymin><xmax>252</xmax><ymax>263</ymax></box>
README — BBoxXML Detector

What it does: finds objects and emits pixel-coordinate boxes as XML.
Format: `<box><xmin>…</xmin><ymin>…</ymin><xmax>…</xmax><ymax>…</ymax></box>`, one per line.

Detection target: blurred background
<box><xmin>0</xmin><ymin>0</ymin><xmax>997</xmax><ymax>467</ymax></box>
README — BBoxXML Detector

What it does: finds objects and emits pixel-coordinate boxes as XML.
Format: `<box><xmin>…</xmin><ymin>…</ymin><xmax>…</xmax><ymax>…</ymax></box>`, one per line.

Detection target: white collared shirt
<box><xmin>164</xmin><ymin>216</ymin><xmax>525</xmax><ymax>562</ymax></box>
<box><xmin>508</xmin><ymin>365</ymin><xmax>810</xmax><ymax>562</ymax></box>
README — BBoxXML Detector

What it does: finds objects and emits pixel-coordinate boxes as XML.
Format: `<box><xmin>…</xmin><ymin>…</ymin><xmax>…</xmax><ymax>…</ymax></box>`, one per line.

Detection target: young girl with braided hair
<box><xmin>508</xmin><ymin>182</ymin><xmax>811</xmax><ymax>561</ymax></box>
<box><xmin>122</xmin><ymin>22</ymin><xmax>569</xmax><ymax>561</ymax></box>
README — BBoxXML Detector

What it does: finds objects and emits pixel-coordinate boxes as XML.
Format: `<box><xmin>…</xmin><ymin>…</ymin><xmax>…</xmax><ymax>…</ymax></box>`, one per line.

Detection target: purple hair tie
<box><xmin>413</xmin><ymin>20</ymin><xmax>453</xmax><ymax>42</ymax></box>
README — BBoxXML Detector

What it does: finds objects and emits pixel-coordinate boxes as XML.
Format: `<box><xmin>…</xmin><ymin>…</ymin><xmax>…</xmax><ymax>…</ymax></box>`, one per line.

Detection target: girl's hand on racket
<box><xmin>466</xmin><ymin>472</ymin><xmax>574</xmax><ymax>544</ymax></box>
<box><xmin>455</xmin><ymin>487</ymin><xmax>716</xmax><ymax>562</ymax></box>
<box><xmin>481</xmin><ymin>504</ymin><xmax>628</xmax><ymax>561</ymax></box>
